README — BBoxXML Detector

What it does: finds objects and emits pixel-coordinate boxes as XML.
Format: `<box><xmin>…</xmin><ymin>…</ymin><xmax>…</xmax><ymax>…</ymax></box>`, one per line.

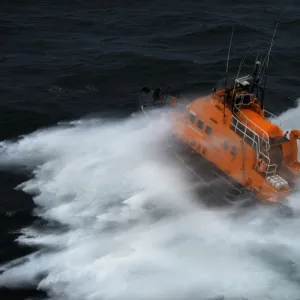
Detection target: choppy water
<box><xmin>1</xmin><ymin>0</ymin><xmax>300</xmax><ymax>299</ymax></box>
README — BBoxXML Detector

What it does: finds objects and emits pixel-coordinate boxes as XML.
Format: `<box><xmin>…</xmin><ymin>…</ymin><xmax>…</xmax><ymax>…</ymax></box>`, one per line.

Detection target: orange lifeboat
<box><xmin>139</xmin><ymin>27</ymin><xmax>300</xmax><ymax>213</ymax></box>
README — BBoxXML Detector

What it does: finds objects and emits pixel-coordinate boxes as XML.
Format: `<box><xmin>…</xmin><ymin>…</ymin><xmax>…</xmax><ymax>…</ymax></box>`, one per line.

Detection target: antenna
<box><xmin>251</xmin><ymin>51</ymin><xmax>261</xmax><ymax>93</ymax></box>
<box><xmin>254</xmin><ymin>52</ymin><xmax>259</xmax><ymax>70</ymax></box>
<box><xmin>261</xmin><ymin>22</ymin><xmax>279</xmax><ymax>109</ymax></box>
<box><xmin>223</xmin><ymin>26</ymin><xmax>235</xmax><ymax>121</ymax></box>
<box><xmin>233</xmin><ymin>46</ymin><xmax>251</xmax><ymax>91</ymax></box>
<box><xmin>266</xmin><ymin>22</ymin><xmax>278</xmax><ymax>69</ymax></box>
<box><xmin>224</xmin><ymin>26</ymin><xmax>235</xmax><ymax>91</ymax></box>
<box><xmin>257</xmin><ymin>50</ymin><xmax>268</xmax><ymax>79</ymax></box>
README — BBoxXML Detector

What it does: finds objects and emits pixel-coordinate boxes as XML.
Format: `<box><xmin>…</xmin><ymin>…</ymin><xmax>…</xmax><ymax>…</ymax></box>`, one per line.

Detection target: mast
<box><xmin>230</xmin><ymin>47</ymin><xmax>251</xmax><ymax>113</ymax></box>
<box><xmin>223</xmin><ymin>26</ymin><xmax>235</xmax><ymax>121</ymax></box>
<box><xmin>260</xmin><ymin>22</ymin><xmax>279</xmax><ymax>110</ymax></box>
<box><xmin>251</xmin><ymin>60</ymin><xmax>260</xmax><ymax>93</ymax></box>
<box><xmin>233</xmin><ymin>46</ymin><xmax>251</xmax><ymax>91</ymax></box>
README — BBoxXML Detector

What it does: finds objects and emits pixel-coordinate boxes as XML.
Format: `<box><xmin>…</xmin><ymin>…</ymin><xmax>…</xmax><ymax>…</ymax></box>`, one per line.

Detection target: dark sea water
<box><xmin>1</xmin><ymin>1</ymin><xmax>300</xmax><ymax>299</ymax></box>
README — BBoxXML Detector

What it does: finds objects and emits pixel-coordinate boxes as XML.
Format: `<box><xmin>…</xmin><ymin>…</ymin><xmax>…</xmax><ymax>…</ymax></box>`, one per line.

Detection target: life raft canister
<box><xmin>256</xmin><ymin>158</ymin><xmax>267</xmax><ymax>173</ymax></box>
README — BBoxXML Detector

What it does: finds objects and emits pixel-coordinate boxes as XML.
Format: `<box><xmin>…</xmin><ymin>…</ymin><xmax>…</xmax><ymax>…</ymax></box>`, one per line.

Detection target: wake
<box><xmin>0</xmin><ymin>107</ymin><xmax>300</xmax><ymax>300</ymax></box>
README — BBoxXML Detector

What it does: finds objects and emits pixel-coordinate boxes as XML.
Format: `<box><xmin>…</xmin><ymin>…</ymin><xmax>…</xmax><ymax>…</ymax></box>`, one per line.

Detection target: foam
<box><xmin>0</xmin><ymin>105</ymin><xmax>300</xmax><ymax>300</ymax></box>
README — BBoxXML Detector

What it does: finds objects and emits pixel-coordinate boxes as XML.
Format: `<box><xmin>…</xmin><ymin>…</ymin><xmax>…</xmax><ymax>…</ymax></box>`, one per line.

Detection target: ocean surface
<box><xmin>1</xmin><ymin>0</ymin><xmax>300</xmax><ymax>299</ymax></box>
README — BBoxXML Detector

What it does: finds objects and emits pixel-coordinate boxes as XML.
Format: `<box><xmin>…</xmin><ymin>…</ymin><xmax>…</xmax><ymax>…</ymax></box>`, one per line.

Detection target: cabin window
<box><xmin>230</xmin><ymin>145</ymin><xmax>237</xmax><ymax>156</ymax></box>
<box><xmin>223</xmin><ymin>139</ymin><xmax>229</xmax><ymax>150</ymax></box>
<box><xmin>197</xmin><ymin>120</ymin><xmax>204</xmax><ymax>130</ymax></box>
<box><xmin>205</xmin><ymin>125</ymin><xmax>213</xmax><ymax>136</ymax></box>
<box><xmin>189</xmin><ymin>112</ymin><xmax>196</xmax><ymax>124</ymax></box>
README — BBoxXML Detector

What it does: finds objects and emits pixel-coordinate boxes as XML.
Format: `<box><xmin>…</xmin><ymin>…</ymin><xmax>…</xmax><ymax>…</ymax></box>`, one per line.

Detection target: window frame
<box><xmin>197</xmin><ymin>119</ymin><xmax>204</xmax><ymax>130</ymax></box>
<box><xmin>205</xmin><ymin>125</ymin><xmax>213</xmax><ymax>136</ymax></box>
<box><xmin>189</xmin><ymin>111</ymin><xmax>196</xmax><ymax>124</ymax></box>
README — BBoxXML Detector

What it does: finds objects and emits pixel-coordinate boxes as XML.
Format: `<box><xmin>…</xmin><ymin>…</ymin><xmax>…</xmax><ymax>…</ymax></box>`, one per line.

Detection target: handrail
<box><xmin>231</xmin><ymin>114</ymin><xmax>277</xmax><ymax>177</ymax></box>
<box><xmin>234</xmin><ymin>104</ymin><xmax>270</xmax><ymax>151</ymax></box>
<box><xmin>260</xmin><ymin>151</ymin><xmax>277</xmax><ymax>176</ymax></box>
<box><xmin>231</xmin><ymin>114</ymin><xmax>261</xmax><ymax>156</ymax></box>
<box><xmin>263</xmin><ymin>109</ymin><xmax>283</xmax><ymax>127</ymax></box>
<box><xmin>232</xmin><ymin>101</ymin><xmax>281</xmax><ymax>176</ymax></box>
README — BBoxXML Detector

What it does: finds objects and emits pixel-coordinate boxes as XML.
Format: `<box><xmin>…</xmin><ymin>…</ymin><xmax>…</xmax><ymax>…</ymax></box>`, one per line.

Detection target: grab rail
<box><xmin>231</xmin><ymin>114</ymin><xmax>277</xmax><ymax>177</ymax></box>
<box><xmin>234</xmin><ymin>107</ymin><xmax>270</xmax><ymax>151</ymax></box>
<box><xmin>264</xmin><ymin>109</ymin><xmax>283</xmax><ymax>127</ymax></box>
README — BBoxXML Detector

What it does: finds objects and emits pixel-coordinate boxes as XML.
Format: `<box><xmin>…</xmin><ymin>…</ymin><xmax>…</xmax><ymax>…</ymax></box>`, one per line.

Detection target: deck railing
<box><xmin>231</xmin><ymin>105</ymin><xmax>277</xmax><ymax>177</ymax></box>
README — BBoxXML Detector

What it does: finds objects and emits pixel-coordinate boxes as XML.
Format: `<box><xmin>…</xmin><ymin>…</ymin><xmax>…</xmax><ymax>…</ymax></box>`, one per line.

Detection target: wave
<box><xmin>1</xmin><ymin>104</ymin><xmax>300</xmax><ymax>300</ymax></box>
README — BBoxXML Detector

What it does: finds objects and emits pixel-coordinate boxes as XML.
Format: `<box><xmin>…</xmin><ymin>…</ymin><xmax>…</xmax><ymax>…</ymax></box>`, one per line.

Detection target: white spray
<box><xmin>0</xmin><ymin>106</ymin><xmax>300</xmax><ymax>300</ymax></box>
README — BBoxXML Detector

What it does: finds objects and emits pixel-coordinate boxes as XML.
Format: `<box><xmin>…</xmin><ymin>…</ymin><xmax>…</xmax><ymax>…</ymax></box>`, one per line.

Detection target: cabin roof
<box><xmin>238</xmin><ymin>109</ymin><xmax>284</xmax><ymax>138</ymax></box>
